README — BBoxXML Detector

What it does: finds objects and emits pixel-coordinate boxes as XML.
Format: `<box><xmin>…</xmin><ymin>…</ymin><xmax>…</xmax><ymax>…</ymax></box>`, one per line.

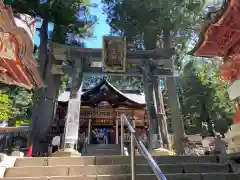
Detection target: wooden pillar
<box><xmin>163</xmin><ymin>28</ymin><xmax>185</xmax><ymax>154</ymax></box>
<box><xmin>142</xmin><ymin>60</ymin><xmax>158</xmax><ymax>150</ymax></box>
<box><xmin>153</xmin><ymin>76</ymin><xmax>170</xmax><ymax>149</ymax></box>
<box><xmin>132</xmin><ymin>110</ymin><xmax>136</xmax><ymax>130</ymax></box>
<box><xmin>63</xmin><ymin>58</ymin><xmax>83</xmax><ymax>150</ymax></box>
<box><xmin>115</xmin><ymin>108</ymin><xmax>118</xmax><ymax>144</ymax></box>
<box><xmin>88</xmin><ymin>118</ymin><xmax>92</xmax><ymax>144</ymax></box>
<box><xmin>166</xmin><ymin>76</ymin><xmax>185</xmax><ymax>154</ymax></box>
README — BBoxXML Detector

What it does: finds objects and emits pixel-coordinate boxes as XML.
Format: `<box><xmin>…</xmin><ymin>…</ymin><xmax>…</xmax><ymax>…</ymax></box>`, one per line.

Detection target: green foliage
<box><xmin>59</xmin><ymin>74</ymin><xmax>70</xmax><ymax>93</ymax></box>
<box><xmin>109</xmin><ymin>76</ymin><xmax>143</xmax><ymax>91</ymax></box>
<box><xmin>16</xmin><ymin>119</ymin><xmax>29</xmax><ymax>127</ymax></box>
<box><xmin>0</xmin><ymin>87</ymin><xmax>33</xmax><ymax>126</ymax></box>
<box><xmin>11</xmin><ymin>0</ymin><xmax>93</xmax><ymax>44</ymax></box>
<box><xmin>10</xmin><ymin>88</ymin><xmax>33</xmax><ymax>121</ymax></box>
<box><xmin>178</xmin><ymin>59</ymin><xmax>234</xmax><ymax>134</ymax></box>
<box><xmin>101</xmin><ymin>0</ymin><xmax>206</xmax><ymax>104</ymax></box>
<box><xmin>103</xmin><ymin>0</ymin><xmax>204</xmax><ymax>69</ymax></box>
<box><xmin>3</xmin><ymin>0</ymin><xmax>15</xmax><ymax>5</ymax></box>
<box><xmin>0</xmin><ymin>89</ymin><xmax>12</xmax><ymax>120</ymax></box>
<box><xmin>214</xmin><ymin>118</ymin><xmax>229</xmax><ymax>136</ymax></box>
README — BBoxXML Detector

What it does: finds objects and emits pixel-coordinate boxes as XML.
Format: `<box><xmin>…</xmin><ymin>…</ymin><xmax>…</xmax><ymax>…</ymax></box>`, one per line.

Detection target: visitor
<box><xmin>51</xmin><ymin>136</ymin><xmax>60</xmax><ymax>153</ymax></box>
<box><xmin>182</xmin><ymin>137</ymin><xmax>189</xmax><ymax>153</ymax></box>
<box><xmin>103</xmin><ymin>128</ymin><xmax>108</xmax><ymax>144</ymax></box>
<box><xmin>202</xmin><ymin>136</ymin><xmax>214</xmax><ymax>155</ymax></box>
<box><xmin>210</xmin><ymin>135</ymin><xmax>227</xmax><ymax>155</ymax></box>
<box><xmin>90</xmin><ymin>130</ymin><xmax>99</xmax><ymax>144</ymax></box>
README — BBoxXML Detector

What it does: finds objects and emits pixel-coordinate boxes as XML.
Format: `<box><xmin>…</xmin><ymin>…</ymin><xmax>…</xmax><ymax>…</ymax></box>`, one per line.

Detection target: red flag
<box><xmin>26</xmin><ymin>144</ymin><xmax>32</xmax><ymax>157</ymax></box>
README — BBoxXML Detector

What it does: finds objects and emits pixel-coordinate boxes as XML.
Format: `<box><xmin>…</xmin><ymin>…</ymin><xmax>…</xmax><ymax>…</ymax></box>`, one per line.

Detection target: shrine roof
<box><xmin>189</xmin><ymin>0</ymin><xmax>238</xmax><ymax>57</ymax></box>
<box><xmin>58</xmin><ymin>79</ymin><xmax>145</xmax><ymax>107</ymax></box>
<box><xmin>0</xmin><ymin>3</ymin><xmax>44</xmax><ymax>89</ymax></box>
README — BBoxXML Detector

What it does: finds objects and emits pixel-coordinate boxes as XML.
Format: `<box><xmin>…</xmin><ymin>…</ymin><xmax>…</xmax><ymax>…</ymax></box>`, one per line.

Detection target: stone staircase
<box><xmin>1</xmin><ymin>155</ymin><xmax>240</xmax><ymax>180</ymax></box>
<box><xmin>81</xmin><ymin>144</ymin><xmax>121</xmax><ymax>156</ymax></box>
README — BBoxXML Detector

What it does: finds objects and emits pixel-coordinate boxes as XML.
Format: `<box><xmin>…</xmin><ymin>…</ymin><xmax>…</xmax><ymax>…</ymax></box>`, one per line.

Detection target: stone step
<box><xmin>92</xmin><ymin>155</ymin><xmax>219</xmax><ymax>165</ymax></box>
<box><xmin>4</xmin><ymin>164</ymin><xmax>231</xmax><ymax>177</ymax></box>
<box><xmin>85</xmin><ymin>144</ymin><xmax>122</xmax><ymax>149</ymax></box>
<box><xmin>14</xmin><ymin>155</ymin><xmax>220</xmax><ymax>167</ymax></box>
<box><xmin>82</xmin><ymin>144</ymin><xmax>121</xmax><ymax>156</ymax></box>
<box><xmin>81</xmin><ymin>151</ymin><xmax>121</xmax><ymax>156</ymax></box>
<box><xmin>1</xmin><ymin>173</ymin><xmax>240</xmax><ymax>180</ymax></box>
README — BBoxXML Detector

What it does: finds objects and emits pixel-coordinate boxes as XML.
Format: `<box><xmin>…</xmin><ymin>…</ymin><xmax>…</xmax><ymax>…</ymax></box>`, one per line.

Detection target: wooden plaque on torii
<box><xmin>102</xmin><ymin>36</ymin><xmax>126</xmax><ymax>73</ymax></box>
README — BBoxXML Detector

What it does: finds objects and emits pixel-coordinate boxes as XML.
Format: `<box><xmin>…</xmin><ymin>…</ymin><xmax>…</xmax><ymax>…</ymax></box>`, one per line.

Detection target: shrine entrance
<box><xmin>40</xmin><ymin>34</ymin><xmax>185</xmax><ymax>155</ymax></box>
<box><xmin>56</xmin><ymin>79</ymin><xmax>148</xmax><ymax>147</ymax></box>
<box><xmin>91</xmin><ymin>126</ymin><xmax>114</xmax><ymax>144</ymax></box>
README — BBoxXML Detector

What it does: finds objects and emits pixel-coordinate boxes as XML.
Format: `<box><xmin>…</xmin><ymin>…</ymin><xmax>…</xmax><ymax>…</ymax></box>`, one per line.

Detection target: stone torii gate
<box><xmin>32</xmin><ymin>36</ymin><xmax>185</xmax><ymax>155</ymax></box>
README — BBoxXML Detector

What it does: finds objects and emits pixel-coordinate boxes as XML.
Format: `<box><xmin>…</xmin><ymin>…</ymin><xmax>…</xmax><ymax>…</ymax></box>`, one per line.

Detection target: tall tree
<box><xmin>10</xmin><ymin>88</ymin><xmax>33</xmax><ymax>122</ymax></box>
<box><xmin>0</xmin><ymin>87</ymin><xmax>32</xmax><ymax>122</ymax></box>
<box><xmin>11</xmin><ymin>0</ymin><xmax>94</xmax><ymax>154</ymax></box>
<box><xmin>102</xmin><ymin>0</ymin><xmax>204</xmax><ymax>153</ymax></box>
<box><xmin>179</xmin><ymin>59</ymin><xmax>234</xmax><ymax>135</ymax></box>
<box><xmin>0</xmin><ymin>86</ymin><xmax>33</xmax><ymax>153</ymax></box>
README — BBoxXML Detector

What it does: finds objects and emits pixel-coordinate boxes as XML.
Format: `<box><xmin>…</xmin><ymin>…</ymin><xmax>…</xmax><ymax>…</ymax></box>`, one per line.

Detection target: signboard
<box><xmin>102</xmin><ymin>36</ymin><xmax>126</xmax><ymax>73</ymax></box>
<box><xmin>0</xmin><ymin>32</ymin><xmax>17</xmax><ymax>61</ymax></box>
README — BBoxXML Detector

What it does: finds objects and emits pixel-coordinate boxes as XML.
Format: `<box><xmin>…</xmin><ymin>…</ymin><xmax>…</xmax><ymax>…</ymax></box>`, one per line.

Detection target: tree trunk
<box><xmin>203</xmin><ymin>103</ymin><xmax>215</xmax><ymax>136</ymax></box>
<box><xmin>30</xmin><ymin>18</ymin><xmax>61</xmax><ymax>156</ymax></box>
<box><xmin>152</xmin><ymin>76</ymin><xmax>170</xmax><ymax>149</ymax></box>
<box><xmin>206</xmin><ymin>116</ymin><xmax>214</xmax><ymax>136</ymax></box>
<box><xmin>163</xmin><ymin>29</ymin><xmax>185</xmax><ymax>154</ymax></box>
<box><xmin>7</xmin><ymin>90</ymin><xmax>17</xmax><ymax>155</ymax></box>
<box><xmin>143</xmin><ymin>61</ymin><xmax>158</xmax><ymax>151</ymax></box>
<box><xmin>7</xmin><ymin>119</ymin><xmax>14</xmax><ymax>155</ymax></box>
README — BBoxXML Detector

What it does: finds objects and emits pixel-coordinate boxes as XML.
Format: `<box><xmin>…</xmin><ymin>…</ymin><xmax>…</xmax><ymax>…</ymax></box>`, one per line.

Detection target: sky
<box><xmin>33</xmin><ymin>0</ymin><xmax>110</xmax><ymax>48</ymax></box>
<box><xmin>84</xmin><ymin>0</ymin><xmax>110</xmax><ymax>48</ymax></box>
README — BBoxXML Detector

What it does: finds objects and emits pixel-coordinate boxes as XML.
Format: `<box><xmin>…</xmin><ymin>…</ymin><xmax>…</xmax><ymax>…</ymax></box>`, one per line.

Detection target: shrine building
<box><xmin>54</xmin><ymin>79</ymin><xmax>148</xmax><ymax>146</ymax></box>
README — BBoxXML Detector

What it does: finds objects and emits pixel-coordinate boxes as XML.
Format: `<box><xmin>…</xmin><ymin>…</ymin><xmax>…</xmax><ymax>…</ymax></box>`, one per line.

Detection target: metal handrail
<box><xmin>120</xmin><ymin>114</ymin><xmax>167</xmax><ymax>180</ymax></box>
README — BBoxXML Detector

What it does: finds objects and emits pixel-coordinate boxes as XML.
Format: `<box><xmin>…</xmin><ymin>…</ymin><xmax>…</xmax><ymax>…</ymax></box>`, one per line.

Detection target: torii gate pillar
<box><xmin>52</xmin><ymin>57</ymin><xmax>83</xmax><ymax>157</ymax></box>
